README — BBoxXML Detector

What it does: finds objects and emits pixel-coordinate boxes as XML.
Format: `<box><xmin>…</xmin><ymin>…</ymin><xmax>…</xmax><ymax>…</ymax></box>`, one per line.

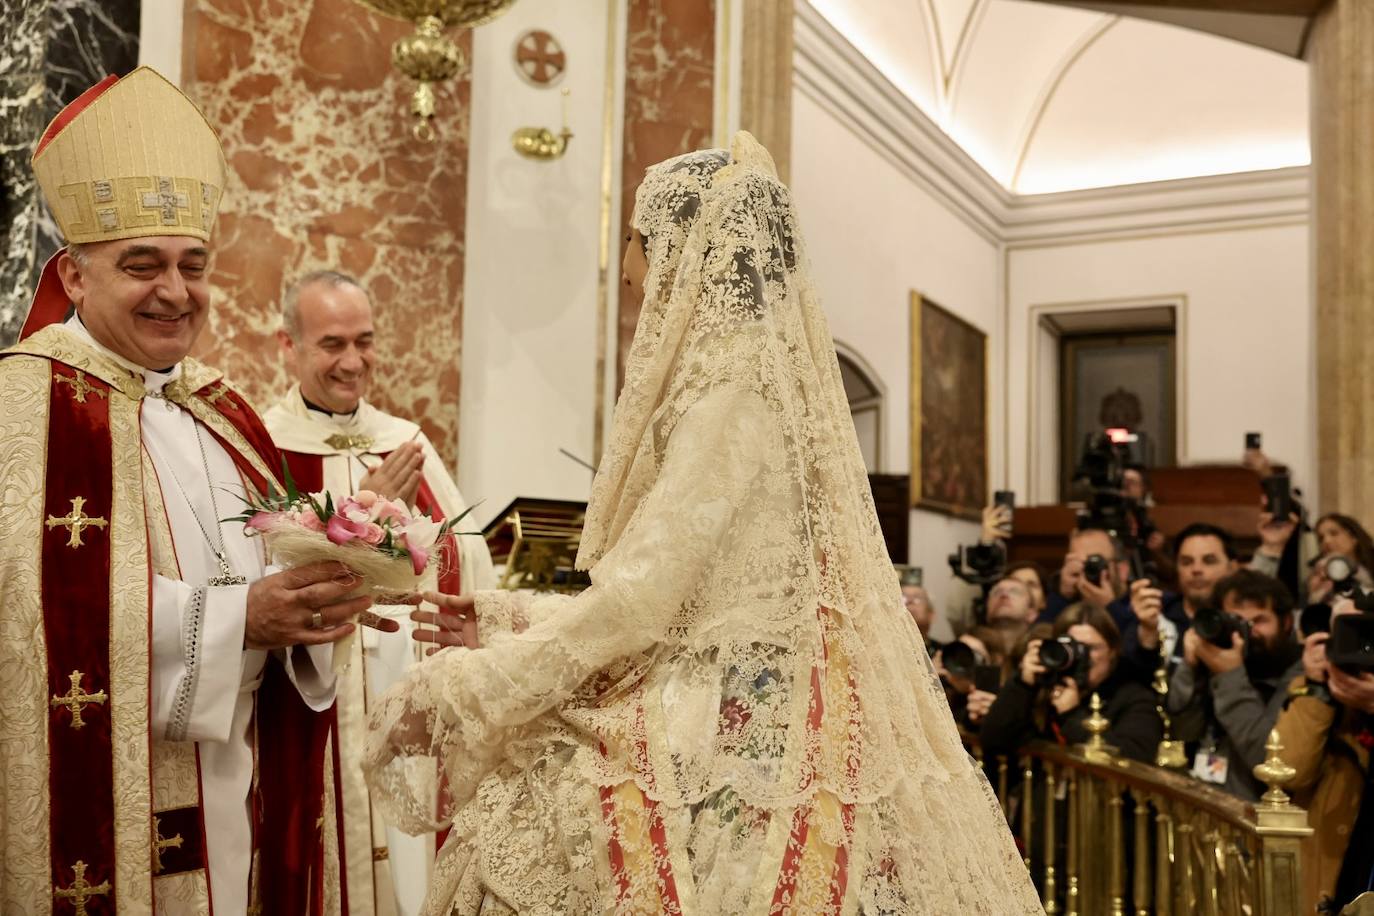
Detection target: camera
<box><xmin>1193</xmin><ymin>606</ymin><xmax>1252</xmax><ymax>649</ymax></box>
<box><xmin>1038</xmin><ymin>636</ymin><xmax>1092</xmax><ymax>688</ymax></box>
<box><xmin>941</xmin><ymin>640</ymin><xmax>985</xmax><ymax>679</ymax></box>
<box><xmin>1325</xmin><ymin>555</ymin><xmax>1361</xmax><ymax>596</ymax></box>
<box><xmin>948</xmin><ymin>541</ymin><xmax>1006</xmax><ymax>588</ymax></box>
<box><xmin>1082</xmin><ymin>554</ymin><xmax>1108</xmax><ymax>588</ymax></box>
<box><xmin>1330</xmin><ymin>611</ymin><xmax>1374</xmax><ymax>675</ymax></box>
<box><xmin>1324</xmin><ymin>588</ymin><xmax>1374</xmax><ymax>674</ymax></box>
<box><xmin>1299</xmin><ymin>602</ymin><xmax>1333</xmax><ymax>639</ymax></box>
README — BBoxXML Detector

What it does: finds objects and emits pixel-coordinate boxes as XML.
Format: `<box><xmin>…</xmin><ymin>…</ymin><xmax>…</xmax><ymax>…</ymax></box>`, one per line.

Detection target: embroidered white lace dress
<box><xmin>363</xmin><ymin>132</ymin><xmax>1042</xmax><ymax>915</ymax></box>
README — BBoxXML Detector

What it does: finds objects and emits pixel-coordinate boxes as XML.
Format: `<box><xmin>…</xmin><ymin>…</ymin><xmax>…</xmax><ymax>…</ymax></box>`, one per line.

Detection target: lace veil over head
<box><xmin>364</xmin><ymin>131</ymin><xmax>1038</xmax><ymax>914</ymax></box>
<box><xmin>580</xmin><ymin>130</ymin><xmax>910</xmax><ymax>641</ymax></box>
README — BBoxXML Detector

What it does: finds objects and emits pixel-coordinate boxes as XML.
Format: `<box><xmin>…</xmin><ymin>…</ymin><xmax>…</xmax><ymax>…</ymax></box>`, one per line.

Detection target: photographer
<box><xmin>898</xmin><ymin>566</ymin><xmax>936</xmax><ymax>645</ymax></box>
<box><xmin>1273</xmin><ymin>597</ymin><xmax>1374</xmax><ymax>911</ymax></box>
<box><xmin>1006</xmin><ymin>561</ymin><xmax>1051</xmax><ymax>619</ymax></box>
<box><xmin>1304</xmin><ymin>514</ymin><xmax>1374</xmax><ymax>605</ymax></box>
<box><xmin>1123</xmin><ymin>522</ymin><xmax>1238</xmax><ymax>672</ymax></box>
<box><xmin>1166</xmin><ymin>570</ymin><xmax>1304</xmax><ymax>801</ymax></box>
<box><xmin>1043</xmin><ymin>527</ymin><xmax>1133</xmax><ymax>629</ymax></box>
<box><xmin>934</xmin><ymin>630</ymin><xmax>1004</xmax><ymax>729</ymax></box>
<box><xmin>979</xmin><ymin>604</ymin><xmax>1162</xmax><ymax>763</ymax></box>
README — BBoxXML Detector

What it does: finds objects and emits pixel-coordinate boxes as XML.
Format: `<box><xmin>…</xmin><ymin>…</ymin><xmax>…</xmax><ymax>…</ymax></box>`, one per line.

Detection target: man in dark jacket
<box><xmin>1167</xmin><ymin>569</ymin><xmax>1304</xmax><ymax>801</ymax></box>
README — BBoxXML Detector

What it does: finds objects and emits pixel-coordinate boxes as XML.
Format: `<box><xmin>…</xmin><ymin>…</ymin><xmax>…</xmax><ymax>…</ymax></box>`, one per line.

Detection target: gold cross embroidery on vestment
<box><xmin>45</xmin><ymin>496</ymin><xmax>109</xmax><ymax>548</ymax></box>
<box><xmin>202</xmin><ymin>384</ymin><xmax>229</xmax><ymax>406</ymax></box>
<box><xmin>50</xmin><ymin>670</ymin><xmax>109</xmax><ymax>730</ymax></box>
<box><xmin>324</xmin><ymin>433</ymin><xmax>375</xmax><ymax>451</ymax></box>
<box><xmin>54</xmin><ymin>370</ymin><xmax>106</xmax><ymax>403</ymax></box>
<box><xmin>152</xmin><ymin>816</ymin><xmax>184</xmax><ymax>874</ymax></box>
<box><xmin>54</xmin><ymin>860</ymin><xmax>111</xmax><ymax>915</ymax></box>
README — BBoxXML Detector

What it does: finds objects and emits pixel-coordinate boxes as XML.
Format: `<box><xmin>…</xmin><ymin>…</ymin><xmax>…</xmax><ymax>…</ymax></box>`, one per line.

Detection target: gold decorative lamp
<box><xmin>512</xmin><ymin>88</ymin><xmax>572</xmax><ymax>160</ymax></box>
<box><xmin>349</xmin><ymin>0</ymin><xmax>516</xmax><ymax>140</ymax></box>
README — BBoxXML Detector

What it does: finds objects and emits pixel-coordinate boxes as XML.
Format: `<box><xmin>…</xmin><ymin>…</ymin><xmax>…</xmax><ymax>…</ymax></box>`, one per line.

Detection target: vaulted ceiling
<box><xmin>807</xmin><ymin>0</ymin><xmax>1311</xmax><ymax>194</ymax></box>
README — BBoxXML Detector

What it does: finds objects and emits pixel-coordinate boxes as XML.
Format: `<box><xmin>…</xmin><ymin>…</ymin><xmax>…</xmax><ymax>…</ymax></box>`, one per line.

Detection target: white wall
<box><xmin>139</xmin><ymin>0</ymin><xmax>184</xmax><ymax>84</ymax></box>
<box><xmin>1006</xmin><ymin>223</ymin><xmax>1313</xmax><ymax>505</ymax></box>
<box><xmin>460</xmin><ymin>0</ymin><xmax>618</xmax><ymax>528</ymax></box>
<box><xmin>791</xmin><ymin>89</ymin><xmax>999</xmax><ymax>639</ymax></box>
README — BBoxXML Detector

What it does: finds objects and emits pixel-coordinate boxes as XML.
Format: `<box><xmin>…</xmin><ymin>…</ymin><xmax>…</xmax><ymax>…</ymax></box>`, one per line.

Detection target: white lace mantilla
<box><xmin>364</xmin><ymin>132</ymin><xmax>1040</xmax><ymax>914</ymax></box>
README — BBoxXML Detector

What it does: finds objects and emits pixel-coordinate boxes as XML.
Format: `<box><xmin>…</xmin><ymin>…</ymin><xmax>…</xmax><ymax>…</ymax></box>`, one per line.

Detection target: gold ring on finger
<box><xmin>311</xmin><ymin>611</ymin><xmax>324</xmax><ymax>629</ymax></box>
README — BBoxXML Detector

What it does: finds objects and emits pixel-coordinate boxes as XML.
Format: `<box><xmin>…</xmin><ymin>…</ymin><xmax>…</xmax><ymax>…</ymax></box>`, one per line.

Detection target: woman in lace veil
<box><xmin>364</xmin><ymin>131</ymin><xmax>1040</xmax><ymax>914</ymax></box>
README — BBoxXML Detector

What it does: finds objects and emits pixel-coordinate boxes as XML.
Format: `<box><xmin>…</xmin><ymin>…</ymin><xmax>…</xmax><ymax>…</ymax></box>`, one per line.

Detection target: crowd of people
<box><xmin>902</xmin><ymin>457</ymin><xmax>1374</xmax><ymax>913</ymax></box>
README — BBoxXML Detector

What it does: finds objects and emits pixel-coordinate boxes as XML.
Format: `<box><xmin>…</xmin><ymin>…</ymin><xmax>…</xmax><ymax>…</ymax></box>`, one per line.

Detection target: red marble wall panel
<box><xmin>186</xmin><ymin>0</ymin><xmax>471</xmax><ymax>469</ymax></box>
<box><xmin>617</xmin><ymin>0</ymin><xmax>716</xmax><ymax>390</ymax></box>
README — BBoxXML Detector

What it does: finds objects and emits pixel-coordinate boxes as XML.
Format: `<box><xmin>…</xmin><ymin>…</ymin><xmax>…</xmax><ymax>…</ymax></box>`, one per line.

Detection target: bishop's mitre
<box><xmin>31</xmin><ymin>66</ymin><xmax>228</xmax><ymax>246</ymax></box>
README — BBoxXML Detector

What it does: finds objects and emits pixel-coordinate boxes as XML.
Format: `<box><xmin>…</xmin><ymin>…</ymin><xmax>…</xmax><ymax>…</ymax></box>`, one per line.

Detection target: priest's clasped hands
<box><xmin>245</xmin><ymin>561</ymin><xmax>401</xmax><ymax>649</ymax></box>
<box><xmin>360</xmin><ymin>441</ymin><xmax>426</xmax><ymax>507</ymax></box>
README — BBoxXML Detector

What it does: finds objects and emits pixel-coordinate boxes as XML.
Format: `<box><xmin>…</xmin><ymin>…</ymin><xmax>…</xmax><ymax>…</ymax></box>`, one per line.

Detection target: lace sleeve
<box><xmin>363</xmin><ymin>387</ymin><xmax>775</xmax><ymax>833</ymax></box>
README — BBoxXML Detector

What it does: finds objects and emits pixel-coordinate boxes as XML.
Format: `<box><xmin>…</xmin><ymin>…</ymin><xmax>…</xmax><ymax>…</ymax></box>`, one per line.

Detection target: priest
<box><xmin>264</xmin><ymin>270</ymin><xmax>494</xmax><ymax>916</ymax></box>
<box><xmin>0</xmin><ymin>68</ymin><xmax>394</xmax><ymax>914</ymax></box>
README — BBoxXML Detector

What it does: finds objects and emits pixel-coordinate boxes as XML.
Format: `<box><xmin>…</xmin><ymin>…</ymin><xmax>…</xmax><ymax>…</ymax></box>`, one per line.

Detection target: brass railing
<box><xmin>966</xmin><ymin>717</ymin><xmax>1316</xmax><ymax>915</ymax></box>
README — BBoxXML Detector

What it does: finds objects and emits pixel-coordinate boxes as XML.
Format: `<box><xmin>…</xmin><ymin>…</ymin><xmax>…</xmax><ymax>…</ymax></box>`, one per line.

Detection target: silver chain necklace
<box><xmin>155</xmin><ymin>412</ymin><xmax>247</xmax><ymax>588</ymax></box>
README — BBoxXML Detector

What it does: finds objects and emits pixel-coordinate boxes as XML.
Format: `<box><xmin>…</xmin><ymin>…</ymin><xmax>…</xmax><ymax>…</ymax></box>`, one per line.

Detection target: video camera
<box><xmin>1073</xmin><ymin>430</ymin><xmax>1158</xmax><ymax>582</ymax></box>
<box><xmin>1038</xmin><ymin>636</ymin><xmax>1092</xmax><ymax>689</ymax></box>
<box><xmin>948</xmin><ymin>541</ymin><xmax>1006</xmax><ymax>588</ymax></box>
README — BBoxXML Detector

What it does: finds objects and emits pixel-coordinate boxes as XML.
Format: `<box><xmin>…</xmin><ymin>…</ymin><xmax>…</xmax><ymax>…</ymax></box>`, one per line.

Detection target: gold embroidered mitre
<box><xmin>31</xmin><ymin>67</ymin><xmax>227</xmax><ymax>245</ymax></box>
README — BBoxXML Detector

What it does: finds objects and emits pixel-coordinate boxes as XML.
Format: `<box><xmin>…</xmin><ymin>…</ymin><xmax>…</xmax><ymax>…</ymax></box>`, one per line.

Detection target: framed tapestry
<box><xmin>909</xmin><ymin>292</ymin><xmax>987</xmax><ymax>519</ymax></box>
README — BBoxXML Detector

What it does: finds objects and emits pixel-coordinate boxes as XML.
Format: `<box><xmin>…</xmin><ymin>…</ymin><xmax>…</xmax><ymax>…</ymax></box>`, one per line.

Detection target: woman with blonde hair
<box><xmin>364</xmin><ymin>133</ymin><xmax>1038</xmax><ymax>914</ymax></box>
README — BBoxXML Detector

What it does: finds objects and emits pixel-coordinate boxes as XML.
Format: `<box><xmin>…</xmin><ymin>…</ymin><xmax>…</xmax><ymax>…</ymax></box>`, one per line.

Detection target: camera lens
<box><xmin>1038</xmin><ymin>638</ymin><xmax>1071</xmax><ymax>673</ymax></box>
<box><xmin>1083</xmin><ymin>555</ymin><xmax>1107</xmax><ymax>586</ymax></box>
<box><xmin>1193</xmin><ymin>607</ymin><xmax>1223</xmax><ymax>641</ymax></box>
<box><xmin>1326</xmin><ymin>555</ymin><xmax>1357</xmax><ymax>585</ymax></box>
<box><xmin>1299</xmin><ymin>603</ymin><xmax>1332</xmax><ymax>638</ymax></box>
<box><xmin>942</xmin><ymin>641</ymin><xmax>980</xmax><ymax>678</ymax></box>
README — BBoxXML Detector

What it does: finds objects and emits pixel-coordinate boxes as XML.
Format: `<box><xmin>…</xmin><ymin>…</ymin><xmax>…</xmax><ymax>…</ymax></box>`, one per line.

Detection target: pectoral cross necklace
<box><xmin>158</xmin><ymin>419</ymin><xmax>247</xmax><ymax>587</ymax></box>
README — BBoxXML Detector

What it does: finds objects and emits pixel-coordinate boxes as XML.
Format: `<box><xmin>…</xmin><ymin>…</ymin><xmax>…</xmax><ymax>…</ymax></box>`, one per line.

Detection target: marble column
<box><xmin>186</xmin><ymin>0</ymin><xmax>472</xmax><ymax>469</ymax></box>
<box><xmin>0</xmin><ymin>0</ymin><xmax>140</xmax><ymax>345</ymax></box>
<box><xmin>739</xmin><ymin>0</ymin><xmax>793</xmax><ymax>184</ymax></box>
<box><xmin>616</xmin><ymin>0</ymin><xmax>716</xmax><ymax>390</ymax></box>
<box><xmin>1309</xmin><ymin>0</ymin><xmax>1374</xmax><ymax>519</ymax></box>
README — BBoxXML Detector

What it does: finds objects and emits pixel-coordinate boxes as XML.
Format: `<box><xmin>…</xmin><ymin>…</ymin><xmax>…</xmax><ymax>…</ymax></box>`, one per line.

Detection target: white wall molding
<box><xmin>794</xmin><ymin>1</ymin><xmax>1006</xmax><ymax>243</ymax></box>
<box><xmin>794</xmin><ymin>0</ymin><xmax>1310</xmax><ymax>249</ymax></box>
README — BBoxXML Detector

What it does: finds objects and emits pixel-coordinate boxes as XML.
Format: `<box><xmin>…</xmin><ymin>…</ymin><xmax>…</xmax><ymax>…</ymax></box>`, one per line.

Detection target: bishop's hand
<box><xmin>411</xmin><ymin>591</ymin><xmax>479</xmax><ymax>656</ymax></box>
<box><xmin>245</xmin><ymin>561</ymin><xmax>396</xmax><ymax>649</ymax></box>
<box><xmin>360</xmin><ymin>442</ymin><xmax>425</xmax><ymax>506</ymax></box>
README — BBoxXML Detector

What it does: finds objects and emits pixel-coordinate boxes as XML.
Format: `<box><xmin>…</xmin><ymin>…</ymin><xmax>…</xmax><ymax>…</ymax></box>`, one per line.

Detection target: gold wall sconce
<box><xmin>512</xmin><ymin>88</ymin><xmax>572</xmax><ymax>161</ymax></box>
<box><xmin>349</xmin><ymin>0</ymin><xmax>516</xmax><ymax>141</ymax></box>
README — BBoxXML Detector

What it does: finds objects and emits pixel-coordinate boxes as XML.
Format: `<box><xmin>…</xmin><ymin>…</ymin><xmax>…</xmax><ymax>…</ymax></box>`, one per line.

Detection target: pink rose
<box><xmin>295</xmin><ymin>509</ymin><xmax>326</xmax><ymax>533</ymax></box>
<box><xmin>326</xmin><ymin>513</ymin><xmax>372</xmax><ymax>546</ymax></box>
<box><xmin>354</xmin><ymin>489</ymin><xmax>379</xmax><ymax>508</ymax></box>
<box><xmin>336</xmin><ymin>496</ymin><xmax>371</xmax><ymax>524</ymax></box>
<box><xmin>245</xmin><ymin>511</ymin><xmax>288</xmax><ymax>533</ymax></box>
<box><xmin>360</xmin><ymin>522</ymin><xmax>386</xmax><ymax>546</ymax></box>
<box><xmin>371</xmin><ymin>498</ymin><xmax>411</xmax><ymax>526</ymax></box>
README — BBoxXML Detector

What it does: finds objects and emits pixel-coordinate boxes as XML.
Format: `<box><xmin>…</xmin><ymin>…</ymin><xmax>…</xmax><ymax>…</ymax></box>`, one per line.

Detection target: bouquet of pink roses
<box><xmin>227</xmin><ymin>464</ymin><xmax>473</xmax><ymax>669</ymax></box>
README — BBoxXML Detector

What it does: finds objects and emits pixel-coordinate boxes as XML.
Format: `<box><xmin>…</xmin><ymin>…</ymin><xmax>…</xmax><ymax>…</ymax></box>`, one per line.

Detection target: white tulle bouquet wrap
<box><xmin>227</xmin><ymin>464</ymin><xmax>471</xmax><ymax>672</ymax></box>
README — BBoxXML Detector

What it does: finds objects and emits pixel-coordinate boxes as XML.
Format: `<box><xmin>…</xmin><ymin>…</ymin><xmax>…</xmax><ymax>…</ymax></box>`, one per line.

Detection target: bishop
<box><xmin>0</xmin><ymin>68</ymin><xmax>392</xmax><ymax>914</ymax></box>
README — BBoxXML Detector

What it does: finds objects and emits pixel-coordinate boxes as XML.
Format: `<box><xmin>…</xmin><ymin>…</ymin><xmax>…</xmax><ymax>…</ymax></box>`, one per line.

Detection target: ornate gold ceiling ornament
<box><xmin>349</xmin><ymin>0</ymin><xmax>517</xmax><ymax>141</ymax></box>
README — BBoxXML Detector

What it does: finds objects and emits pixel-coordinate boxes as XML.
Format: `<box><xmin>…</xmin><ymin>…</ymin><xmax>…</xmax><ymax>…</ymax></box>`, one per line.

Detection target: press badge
<box><xmin>1191</xmin><ymin>746</ymin><xmax>1229</xmax><ymax>785</ymax></box>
